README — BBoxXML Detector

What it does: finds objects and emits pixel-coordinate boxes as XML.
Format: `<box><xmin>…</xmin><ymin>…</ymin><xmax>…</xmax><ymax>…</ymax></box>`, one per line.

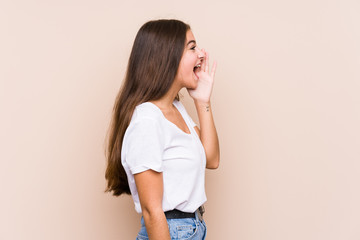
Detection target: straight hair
<box><xmin>105</xmin><ymin>19</ymin><xmax>190</xmax><ymax>196</ymax></box>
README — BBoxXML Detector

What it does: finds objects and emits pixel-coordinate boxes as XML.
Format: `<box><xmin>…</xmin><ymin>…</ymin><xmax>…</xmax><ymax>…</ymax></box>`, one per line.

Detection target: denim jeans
<box><xmin>136</xmin><ymin>212</ymin><xmax>207</xmax><ymax>240</ymax></box>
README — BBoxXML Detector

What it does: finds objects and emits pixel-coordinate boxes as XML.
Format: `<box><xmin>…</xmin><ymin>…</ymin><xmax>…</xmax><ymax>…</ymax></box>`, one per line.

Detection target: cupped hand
<box><xmin>187</xmin><ymin>49</ymin><xmax>217</xmax><ymax>103</ymax></box>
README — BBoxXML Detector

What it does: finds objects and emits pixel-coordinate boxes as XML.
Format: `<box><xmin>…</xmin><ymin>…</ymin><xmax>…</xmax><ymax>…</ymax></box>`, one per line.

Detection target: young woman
<box><xmin>105</xmin><ymin>19</ymin><xmax>220</xmax><ymax>240</ymax></box>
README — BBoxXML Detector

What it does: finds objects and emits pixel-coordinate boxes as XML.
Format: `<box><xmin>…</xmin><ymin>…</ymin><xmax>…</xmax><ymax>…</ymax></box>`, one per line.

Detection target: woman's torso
<box><xmin>121</xmin><ymin>100</ymin><xmax>207</xmax><ymax>213</ymax></box>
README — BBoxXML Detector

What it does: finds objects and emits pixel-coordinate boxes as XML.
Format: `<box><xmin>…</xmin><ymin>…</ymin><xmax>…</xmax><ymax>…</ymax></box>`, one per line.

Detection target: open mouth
<box><xmin>193</xmin><ymin>64</ymin><xmax>201</xmax><ymax>79</ymax></box>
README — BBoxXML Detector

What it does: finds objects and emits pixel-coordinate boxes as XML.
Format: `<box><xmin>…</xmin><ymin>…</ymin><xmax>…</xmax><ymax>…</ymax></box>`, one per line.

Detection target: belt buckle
<box><xmin>197</xmin><ymin>205</ymin><xmax>205</xmax><ymax>222</ymax></box>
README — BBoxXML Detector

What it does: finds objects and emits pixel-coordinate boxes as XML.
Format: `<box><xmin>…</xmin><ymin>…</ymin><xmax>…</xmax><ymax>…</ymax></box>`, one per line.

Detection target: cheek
<box><xmin>178</xmin><ymin>53</ymin><xmax>197</xmax><ymax>76</ymax></box>
<box><xmin>182</xmin><ymin>54</ymin><xmax>196</xmax><ymax>67</ymax></box>
<box><xmin>185</xmin><ymin>60</ymin><xmax>196</xmax><ymax>73</ymax></box>
<box><xmin>178</xmin><ymin>62</ymin><xmax>191</xmax><ymax>76</ymax></box>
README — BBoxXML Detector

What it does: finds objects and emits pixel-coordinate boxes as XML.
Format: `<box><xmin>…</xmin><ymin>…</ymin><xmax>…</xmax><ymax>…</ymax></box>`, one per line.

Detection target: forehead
<box><xmin>186</xmin><ymin>30</ymin><xmax>195</xmax><ymax>43</ymax></box>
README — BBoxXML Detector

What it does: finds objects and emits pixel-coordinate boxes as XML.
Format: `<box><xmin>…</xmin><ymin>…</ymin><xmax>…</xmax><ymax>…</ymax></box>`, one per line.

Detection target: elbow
<box><xmin>142</xmin><ymin>205</ymin><xmax>165</xmax><ymax>223</ymax></box>
<box><xmin>206</xmin><ymin>156</ymin><xmax>220</xmax><ymax>169</ymax></box>
<box><xmin>142</xmin><ymin>204</ymin><xmax>163</xmax><ymax>218</ymax></box>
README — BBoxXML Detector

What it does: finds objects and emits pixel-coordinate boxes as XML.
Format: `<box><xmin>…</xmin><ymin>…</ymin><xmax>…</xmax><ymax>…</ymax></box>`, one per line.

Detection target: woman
<box><xmin>105</xmin><ymin>19</ymin><xmax>220</xmax><ymax>240</ymax></box>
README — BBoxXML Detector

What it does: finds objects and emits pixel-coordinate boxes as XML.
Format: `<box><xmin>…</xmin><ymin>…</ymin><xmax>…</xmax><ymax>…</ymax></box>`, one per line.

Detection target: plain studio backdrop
<box><xmin>1</xmin><ymin>0</ymin><xmax>360</xmax><ymax>239</ymax></box>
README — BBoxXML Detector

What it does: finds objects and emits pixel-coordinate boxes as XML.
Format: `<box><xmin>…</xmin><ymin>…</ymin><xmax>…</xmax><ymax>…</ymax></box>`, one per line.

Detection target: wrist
<box><xmin>194</xmin><ymin>100</ymin><xmax>211</xmax><ymax>112</ymax></box>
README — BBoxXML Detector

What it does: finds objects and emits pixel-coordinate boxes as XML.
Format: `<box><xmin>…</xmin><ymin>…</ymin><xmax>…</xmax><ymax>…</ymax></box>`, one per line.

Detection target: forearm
<box><xmin>143</xmin><ymin>209</ymin><xmax>170</xmax><ymax>240</ymax></box>
<box><xmin>194</xmin><ymin>100</ymin><xmax>220</xmax><ymax>169</ymax></box>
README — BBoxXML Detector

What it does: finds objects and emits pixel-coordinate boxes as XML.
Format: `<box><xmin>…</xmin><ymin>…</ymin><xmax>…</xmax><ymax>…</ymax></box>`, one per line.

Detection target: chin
<box><xmin>183</xmin><ymin>76</ymin><xmax>198</xmax><ymax>90</ymax></box>
<box><xmin>188</xmin><ymin>82</ymin><xmax>198</xmax><ymax>90</ymax></box>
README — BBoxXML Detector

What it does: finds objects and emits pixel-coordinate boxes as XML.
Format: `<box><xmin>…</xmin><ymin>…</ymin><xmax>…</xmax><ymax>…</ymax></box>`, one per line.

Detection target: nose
<box><xmin>196</xmin><ymin>47</ymin><xmax>204</xmax><ymax>59</ymax></box>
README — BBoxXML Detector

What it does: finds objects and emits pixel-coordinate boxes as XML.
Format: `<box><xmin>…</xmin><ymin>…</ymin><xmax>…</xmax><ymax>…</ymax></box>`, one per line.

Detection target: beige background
<box><xmin>1</xmin><ymin>0</ymin><xmax>360</xmax><ymax>239</ymax></box>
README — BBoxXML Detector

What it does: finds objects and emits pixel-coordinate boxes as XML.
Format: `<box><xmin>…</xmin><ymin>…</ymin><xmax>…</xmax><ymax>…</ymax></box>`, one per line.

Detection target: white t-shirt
<box><xmin>121</xmin><ymin>99</ymin><xmax>207</xmax><ymax>214</ymax></box>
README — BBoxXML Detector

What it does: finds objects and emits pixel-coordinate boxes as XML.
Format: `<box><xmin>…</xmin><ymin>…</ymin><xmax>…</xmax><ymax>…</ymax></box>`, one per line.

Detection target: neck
<box><xmin>150</xmin><ymin>82</ymin><xmax>182</xmax><ymax>111</ymax></box>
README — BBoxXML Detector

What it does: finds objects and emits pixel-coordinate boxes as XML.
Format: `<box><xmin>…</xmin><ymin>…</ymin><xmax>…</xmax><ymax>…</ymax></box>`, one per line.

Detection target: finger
<box><xmin>211</xmin><ymin>61</ymin><xmax>217</xmax><ymax>78</ymax></box>
<box><xmin>205</xmin><ymin>51</ymin><xmax>209</xmax><ymax>73</ymax></box>
<box><xmin>200</xmin><ymin>48</ymin><xmax>206</xmax><ymax>72</ymax></box>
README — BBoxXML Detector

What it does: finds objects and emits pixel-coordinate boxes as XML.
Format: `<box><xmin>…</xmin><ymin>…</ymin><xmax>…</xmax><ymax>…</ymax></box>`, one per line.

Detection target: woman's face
<box><xmin>175</xmin><ymin>30</ymin><xmax>204</xmax><ymax>89</ymax></box>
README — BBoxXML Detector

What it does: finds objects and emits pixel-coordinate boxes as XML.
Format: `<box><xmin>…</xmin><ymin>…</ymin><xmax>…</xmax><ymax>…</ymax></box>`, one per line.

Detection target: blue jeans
<box><xmin>136</xmin><ymin>212</ymin><xmax>207</xmax><ymax>240</ymax></box>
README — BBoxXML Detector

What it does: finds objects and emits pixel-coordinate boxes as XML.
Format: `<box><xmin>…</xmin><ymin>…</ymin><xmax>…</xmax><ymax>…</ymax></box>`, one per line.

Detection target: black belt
<box><xmin>165</xmin><ymin>206</ymin><xmax>205</xmax><ymax>220</ymax></box>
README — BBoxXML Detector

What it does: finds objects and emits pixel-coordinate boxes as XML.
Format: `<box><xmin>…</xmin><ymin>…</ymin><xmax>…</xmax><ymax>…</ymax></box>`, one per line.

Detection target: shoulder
<box><xmin>124</xmin><ymin>102</ymin><xmax>165</xmax><ymax>138</ymax></box>
<box><xmin>131</xmin><ymin>102</ymin><xmax>163</xmax><ymax>123</ymax></box>
<box><xmin>122</xmin><ymin>103</ymin><xmax>166</xmax><ymax>151</ymax></box>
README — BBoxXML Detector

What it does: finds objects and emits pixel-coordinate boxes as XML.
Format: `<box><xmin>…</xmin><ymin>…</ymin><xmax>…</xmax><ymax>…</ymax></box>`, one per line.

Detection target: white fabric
<box><xmin>121</xmin><ymin>100</ymin><xmax>207</xmax><ymax>214</ymax></box>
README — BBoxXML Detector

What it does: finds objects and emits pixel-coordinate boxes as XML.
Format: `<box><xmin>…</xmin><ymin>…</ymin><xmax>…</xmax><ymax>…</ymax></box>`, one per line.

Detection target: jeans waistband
<box><xmin>164</xmin><ymin>205</ymin><xmax>205</xmax><ymax>221</ymax></box>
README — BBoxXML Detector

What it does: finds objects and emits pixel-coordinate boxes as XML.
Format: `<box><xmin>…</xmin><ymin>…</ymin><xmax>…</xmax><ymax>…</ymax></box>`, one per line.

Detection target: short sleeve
<box><xmin>123</xmin><ymin>117</ymin><xmax>164</xmax><ymax>174</ymax></box>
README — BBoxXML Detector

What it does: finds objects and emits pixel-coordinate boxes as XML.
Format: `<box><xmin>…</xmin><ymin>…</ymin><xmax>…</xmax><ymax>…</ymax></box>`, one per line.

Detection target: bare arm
<box><xmin>134</xmin><ymin>170</ymin><xmax>170</xmax><ymax>240</ymax></box>
<box><xmin>194</xmin><ymin>100</ymin><xmax>220</xmax><ymax>169</ymax></box>
<box><xmin>189</xmin><ymin>49</ymin><xmax>220</xmax><ymax>169</ymax></box>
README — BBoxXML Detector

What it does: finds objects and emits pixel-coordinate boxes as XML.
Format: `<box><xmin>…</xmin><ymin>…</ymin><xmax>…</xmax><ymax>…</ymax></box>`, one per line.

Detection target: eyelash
<box><xmin>190</xmin><ymin>46</ymin><xmax>196</xmax><ymax>51</ymax></box>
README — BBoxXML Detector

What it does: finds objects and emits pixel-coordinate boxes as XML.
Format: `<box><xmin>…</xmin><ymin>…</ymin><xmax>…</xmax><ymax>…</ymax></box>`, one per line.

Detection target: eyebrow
<box><xmin>186</xmin><ymin>40</ymin><xmax>196</xmax><ymax>46</ymax></box>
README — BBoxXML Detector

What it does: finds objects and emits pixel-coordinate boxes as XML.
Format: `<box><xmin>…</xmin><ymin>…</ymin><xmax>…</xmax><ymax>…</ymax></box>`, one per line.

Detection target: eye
<box><xmin>190</xmin><ymin>45</ymin><xmax>196</xmax><ymax>51</ymax></box>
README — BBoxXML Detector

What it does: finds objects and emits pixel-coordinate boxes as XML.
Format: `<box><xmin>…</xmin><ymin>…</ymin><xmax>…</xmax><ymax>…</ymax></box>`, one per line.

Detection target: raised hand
<box><xmin>187</xmin><ymin>49</ymin><xmax>217</xmax><ymax>103</ymax></box>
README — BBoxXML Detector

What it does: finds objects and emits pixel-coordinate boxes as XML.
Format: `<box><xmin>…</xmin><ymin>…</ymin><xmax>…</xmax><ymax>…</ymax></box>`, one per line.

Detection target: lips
<box><xmin>193</xmin><ymin>63</ymin><xmax>201</xmax><ymax>80</ymax></box>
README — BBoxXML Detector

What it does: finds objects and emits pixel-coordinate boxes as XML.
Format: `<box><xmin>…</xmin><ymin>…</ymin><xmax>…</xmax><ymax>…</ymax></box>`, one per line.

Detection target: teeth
<box><xmin>196</xmin><ymin>64</ymin><xmax>201</xmax><ymax>68</ymax></box>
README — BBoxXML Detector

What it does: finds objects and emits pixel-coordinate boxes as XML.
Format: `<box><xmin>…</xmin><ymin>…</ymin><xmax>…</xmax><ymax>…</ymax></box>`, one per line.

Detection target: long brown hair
<box><xmin>105</xmin><ymin>19</ymin><xmax>190</xmax><ymax>196</ymax></box>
